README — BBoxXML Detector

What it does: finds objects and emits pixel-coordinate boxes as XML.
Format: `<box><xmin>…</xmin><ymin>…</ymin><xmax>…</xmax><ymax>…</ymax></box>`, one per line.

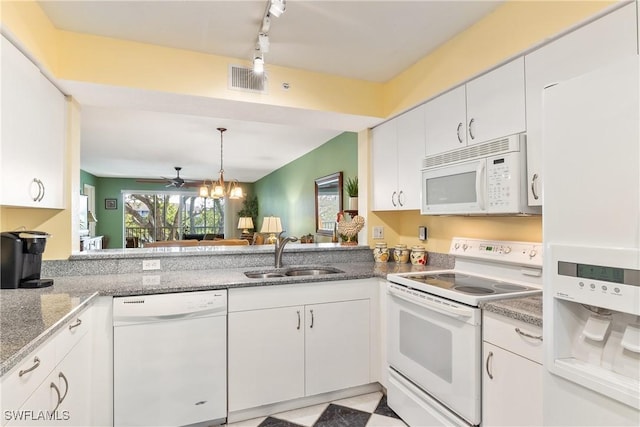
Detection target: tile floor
<box><xmin>226</xmin><ymin>392</ymin><xmax>407</xmax><ymax>427</ymax></box>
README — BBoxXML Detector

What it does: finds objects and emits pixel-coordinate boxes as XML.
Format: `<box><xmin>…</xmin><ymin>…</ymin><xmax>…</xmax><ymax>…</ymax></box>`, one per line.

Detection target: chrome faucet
<box><xmin>274</xmin><ymin>233</ymin><xmax>298</xmax><ymax>268</ymax></box>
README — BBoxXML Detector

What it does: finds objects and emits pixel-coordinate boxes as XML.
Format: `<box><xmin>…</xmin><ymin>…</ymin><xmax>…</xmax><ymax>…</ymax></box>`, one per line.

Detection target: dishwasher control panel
<box><xmin>113</xmin><ymin>289</ymin><xmax>227</xmax><ymax>322</ymax></box>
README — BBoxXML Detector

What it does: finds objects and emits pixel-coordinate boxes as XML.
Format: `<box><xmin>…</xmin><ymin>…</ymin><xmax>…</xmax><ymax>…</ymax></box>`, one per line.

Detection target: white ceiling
<box><xmin>38</xmin><ymin>0</ymin><xmax>502</xmax><ymax>183</ymax></box>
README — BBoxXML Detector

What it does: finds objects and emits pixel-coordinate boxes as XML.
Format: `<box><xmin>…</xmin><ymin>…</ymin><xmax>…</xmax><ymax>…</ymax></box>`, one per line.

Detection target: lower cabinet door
<box><xmin>7</xmin><ymin>334</ymin><xmax>91</xmax><ymax>426</ymax></box>
<box><xmin>228</xmin><ymin>306</ymin><xmax>305</xmax><ymax>411</ymax></box>
<box><xmin>305</xmin><ymin>299</ymin><xmax>370</xmax><ymax>396</ymax></box>
<box><xmin>482</xmin><ymin>342</ymin><xmax>543</xmax><ymax>427</ymax></box>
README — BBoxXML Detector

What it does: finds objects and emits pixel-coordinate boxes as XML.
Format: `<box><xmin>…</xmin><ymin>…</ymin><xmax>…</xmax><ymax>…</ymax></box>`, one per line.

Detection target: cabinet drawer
<box><xmin>1</xmin><ymin>338</ymin><xmax>56</xmax><ymax>421</ymax></box>
<box><xmin>483</xmin><ymin>311</ymin><xmax>543</xmax><ymax>364</ymax></box>
<box><xmin>55</xmin><ymin>306</ymin><xmax>93</xmax><ymax>361</ymax></box>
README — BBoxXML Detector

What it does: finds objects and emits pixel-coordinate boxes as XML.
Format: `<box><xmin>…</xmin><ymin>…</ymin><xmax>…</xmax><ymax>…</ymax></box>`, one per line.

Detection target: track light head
<box><xmin>269</xmin><ymin>0</ymin><xmax>286</xmax><ymax>18</ymax></box>
<box><xmin>253</xmin><ymin>52</ymin><xmax>264</xmax><ymax>74</ymax></box>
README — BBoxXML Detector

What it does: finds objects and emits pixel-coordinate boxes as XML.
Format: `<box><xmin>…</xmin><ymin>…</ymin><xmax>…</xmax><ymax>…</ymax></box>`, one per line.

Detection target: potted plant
<box><xmin>345</xmin><ymin>176</ymin><xmax>358</xmax><ymax>210</ymax></box>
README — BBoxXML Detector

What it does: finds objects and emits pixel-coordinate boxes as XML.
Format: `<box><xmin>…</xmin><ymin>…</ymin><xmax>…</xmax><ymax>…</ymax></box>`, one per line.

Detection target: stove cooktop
<box><xmin>388</xmin><ymin>270</ymin><xmax>542</xmax><ymax>307</ymax></box>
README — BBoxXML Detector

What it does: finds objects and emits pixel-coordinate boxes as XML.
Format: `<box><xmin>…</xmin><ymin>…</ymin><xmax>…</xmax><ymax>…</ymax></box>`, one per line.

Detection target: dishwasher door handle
<box><xmin>114</xmin><ymin>307</ymin><xmax>226</xmax><ymax>325</ymax></box>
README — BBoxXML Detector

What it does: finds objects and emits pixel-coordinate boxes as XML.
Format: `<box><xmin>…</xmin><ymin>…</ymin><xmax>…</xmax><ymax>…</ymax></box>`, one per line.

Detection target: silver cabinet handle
<box><xmin>31</xmin><ymin>178</ymin><xmax>41</xmax><ymax>202</ymax></box>
<box><xmin>391</xmin><ymin>191</ymin><xmax>398</xmax><ymax>207</ymax></box>
<box><xmin>486</xmin><ymin>351</ymin><xmax>494</xmax><ymax>379</ymax></box>
<box><xmin>531</xmin><ymin>173</ymin><xmax>540</xmax><ymax>200</ymax></box>
<box><xmin>19</xmin><ymin>356</ymin><xmax>41</xmax><ymax>377</ymax></box>
<box><xmin>37</xmin><ymin>179</ymin><xmax>45</xmax><ymax>202</ymax></box>
<box><xmin>68</xmin><ymin>318</ymin><xmax>82</xmax><ymax>331</ymax></box>
<box><xmin>456</xmin><ymin>122</ymin><xmax>464</xmax><ymax>143</ymax></box>
<box><xmin>58</xmin><ymin>372</ymin><xmax>69</xmax><ymax>403</ymax></box>
<box><xmin>398</xmin><ymin>191</ymin><xmax>404</xmax><ymax>207</ymax></box>
<box><xmin>296</xmin><ymin>310</ymin><xmax>301</xmax><ymax>330</ymax></box>
<box><xmin>515</xmin><ymin>327</ymin><xmax>543</xmax><ymax>341</ymax></box>
<box><xmin>309</xmin><ymin>309</ymin><xmax>314</xmax><ymax>329</ymax></box>
<box><xmin>50</xmin><ymin>382</ymin><xmax>62</xmax><ymax>412</ymax></box>
<box><xmin>468</xmin><ymin>118</ymin><xmax>476</xmax><ymax>140</ymax></box>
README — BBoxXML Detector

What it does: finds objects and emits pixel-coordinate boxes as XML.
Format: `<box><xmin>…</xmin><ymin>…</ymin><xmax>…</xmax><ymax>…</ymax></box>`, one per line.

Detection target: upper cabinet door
<box><xmin>465</xmin><ymin>57</ymin><xmax>526</xmax><ymax>145</ymax></box>
<box><xmin>424</xmin><ymin>85</ymin><xmax>467</xmax><ymax>156</ymax></box>
<box><xmin>1</xmin><ymin>36</ymin><xmax>66</xmax><ymax>209</ymax></box>
<box><xmin>396</xmin><ymin>105</ymin><xmax>425</xmax><ymax>210</ymax></box>
<box><xmin>525</xmin><ymin>3</ymin><xmax>638</xmax><ymax>206</ymax></box>
<box><xmin>371</xmin><ymin>120</ymin><xmax>399</xmax><ymax>211</ymax></box>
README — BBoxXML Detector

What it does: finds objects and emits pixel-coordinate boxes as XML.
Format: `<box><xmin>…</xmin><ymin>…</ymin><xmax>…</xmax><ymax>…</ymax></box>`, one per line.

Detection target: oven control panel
<box><xmin>450</xmin><ymin>237</ymin><xmax>542</xmax><ymax>267</ymax></box>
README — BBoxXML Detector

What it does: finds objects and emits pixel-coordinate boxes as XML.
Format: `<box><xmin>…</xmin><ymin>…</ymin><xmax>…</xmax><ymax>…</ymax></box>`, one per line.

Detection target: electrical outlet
<box><xmin>419</xmin><ymin>226</ymin><xmax>428</xmax><ymax>241</ymax></box>
<box><xmin>373</xmin><ymin>226</ymin><xmax>384</xmax><ymax>239</ymax></box>
<box><xmin>142</xmin><ymin>259</ymin><xmax>161</xmax><ymax>271</ymax></box>
<box><xmin>142</xmin><ymin>275</ymin><xmax>161</xmax><ymax>286</ymax></box>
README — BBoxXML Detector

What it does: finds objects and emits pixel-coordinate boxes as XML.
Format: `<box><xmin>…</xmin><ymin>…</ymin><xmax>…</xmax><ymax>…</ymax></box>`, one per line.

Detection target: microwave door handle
<box><xmin>475</xmin><ymin>162</ymin><xmax>486</xmax><ymax>210</ymax></box>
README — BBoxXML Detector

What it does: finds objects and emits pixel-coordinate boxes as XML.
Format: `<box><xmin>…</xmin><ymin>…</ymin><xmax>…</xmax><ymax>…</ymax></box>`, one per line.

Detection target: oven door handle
<box><xmin>388</xmin><ymin>286</ymin><xmax>474</xmax><ymax>319</ymax></box>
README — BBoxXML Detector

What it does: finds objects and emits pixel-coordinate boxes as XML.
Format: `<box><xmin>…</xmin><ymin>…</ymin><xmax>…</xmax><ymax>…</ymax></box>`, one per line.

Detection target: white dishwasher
<box><xmin>113</xmin><ymin>290</ymin><xmax>227</xmax><ymax>427</ymax></box>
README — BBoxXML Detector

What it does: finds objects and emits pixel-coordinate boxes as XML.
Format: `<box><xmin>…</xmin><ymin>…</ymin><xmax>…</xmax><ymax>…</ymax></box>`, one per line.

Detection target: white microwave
<box><xmin>421</xmin><ymin>134</ymin><xmax>540</xmax><ymax>215</ymax></box>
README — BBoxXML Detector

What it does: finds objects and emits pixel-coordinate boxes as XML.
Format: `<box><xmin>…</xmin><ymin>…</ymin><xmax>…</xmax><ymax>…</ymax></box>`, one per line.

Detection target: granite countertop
<box><xmin>1</xmin><ymin>260</ymin><xmax>382</xmax><ymax>376</ymax></box>
<box><xmin>479</xmin><ymin>295</ymin><xmax>543</xmax><ymax>327</ymax></box>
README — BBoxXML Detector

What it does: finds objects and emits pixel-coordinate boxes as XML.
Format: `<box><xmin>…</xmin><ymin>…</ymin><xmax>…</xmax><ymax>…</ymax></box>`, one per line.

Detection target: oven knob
<box><xmin>504</xmin><ymin>246</ymin><xmax>512</xmax><ymax>254</ymax></box>
<box><xmin>462</xmin><ymin>244</ymin><xmax>468</xmax><ymax>251</ymax></box>
<box><xmin>590</xmin><ymin>283</ymin><xmax>596</xmax><ymax>289</ymax></box>
<box><xmin>528</xmin><ymin>249</ymin><xmax>537</xmax><ymax>258</ymax></box>
<box><xmin>454</xmin><ymin>243</ymin><xmax>460</xmax><ymax>250</ymax></box>
<box><xmin>614</xmin><ymin>287</ymin><xmax>620</xmax><ymax>294</ymax></box>
<box><xmin>601</xmin><ymin>285</ymin><xmax>607</xmax><ymax>291</ymax></box>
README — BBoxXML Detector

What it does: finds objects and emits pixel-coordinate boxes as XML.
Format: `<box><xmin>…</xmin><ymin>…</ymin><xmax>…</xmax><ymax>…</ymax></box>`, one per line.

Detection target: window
<box><xmin>124</xmin><ymin>192</ymin><xmax>224</xmax><ymax>244</ymax></box>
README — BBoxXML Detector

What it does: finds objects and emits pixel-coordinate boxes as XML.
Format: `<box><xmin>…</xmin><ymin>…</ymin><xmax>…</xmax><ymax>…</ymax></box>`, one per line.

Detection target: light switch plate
<box><xmin>373</xmin><ymin>226</ymin><xmax>384</xmax><ymax>239</ymax></box>
<box><xmin>418</xmin><ymin>226</ymin><xmax>427</xmax><ymax>241</ymax></box>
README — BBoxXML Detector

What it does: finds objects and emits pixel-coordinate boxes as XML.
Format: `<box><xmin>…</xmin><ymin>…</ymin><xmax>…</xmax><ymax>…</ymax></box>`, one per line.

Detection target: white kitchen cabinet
<box><xmin>482</xmin><ymin>311</ymin><xmax>543</xmax><ymax>427</ymax></box>
<box><xmin>305</xmin><ymin>299</ymin><xmax>370</xmax><ymax>396</ymax></box>
<box><xmin>524</xmin><ymin>3</ymin><xmax>638</xmax><ymax>206</ymax></box>
<box><xmin>228</xmin><ymin>280</ymin><xmax>373</xmax><ymax>413</ymax></box>
<box><xmin>425</xmin><ymin>57</ymin><xmax>525</xmax><ymax>156</ymax></box>
<box><xmin>9</xmin><ymin>334</ymin><xmax>92</xmax><ymax>426</ymax></box>
<box><xmin>2</xmin><ymin>306</ymin><xmax>93</xmax><ymax>427</ymax></box>
<box><xmin>371</xmin><ymin>105</ymin><xmax>424</xmax><ymax>211</ymax></box>
<box><xmin>0</xmin><ymin>35</ymin><xmax>66</xmax><ymax>209</ymax></box>
<box><xmin>424</xmin><ymin>85</ymin><xmax>467</xmax><ymax>154</ymax></box>
<box><xmin>228</xmin><ymin>306</ymin><xmax>305</xmax><ymax>411</ymax></box>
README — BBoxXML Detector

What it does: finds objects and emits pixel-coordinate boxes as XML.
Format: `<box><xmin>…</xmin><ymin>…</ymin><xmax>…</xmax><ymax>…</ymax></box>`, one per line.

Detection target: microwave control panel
<box><xmin>486</xmin><ymin>152</ymin><xmax>521</xmax><ymax>211</ymax></box>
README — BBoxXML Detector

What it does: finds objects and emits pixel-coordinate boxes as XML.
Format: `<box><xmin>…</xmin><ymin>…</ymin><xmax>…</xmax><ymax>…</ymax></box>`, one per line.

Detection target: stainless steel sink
<box><xmin>284</xmin><ymin>267</ymin><xmax>343</xmax><ymax>276</ymax></box>
<box><xmin>244</xmin><ymin>272</ymin><xmax>286</xmax><ymax>279</ymax></box>
<box><xmin>244</xmin><ymin>267</ymin><xmax>343</xmax><ymax>279</ymax></box>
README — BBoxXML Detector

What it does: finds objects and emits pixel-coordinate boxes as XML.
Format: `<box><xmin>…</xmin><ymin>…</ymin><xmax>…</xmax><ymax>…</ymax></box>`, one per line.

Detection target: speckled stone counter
<box><xmin>479</xmin><ymin>295</ymin><xmax>543</xmax><ymax>327</ymax></box>
<box><xmin>2</xmin><ymin>244</ymin><xmax>453</xmax><ymax>376</ymax></box>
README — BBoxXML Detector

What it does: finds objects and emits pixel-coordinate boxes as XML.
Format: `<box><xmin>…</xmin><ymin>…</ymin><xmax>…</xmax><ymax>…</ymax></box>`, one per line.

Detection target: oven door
<box><xmin>387</xmin><ymin>283</ymin><xmax>482</xmax><ymax>425</ymax></box>
<box><xmin>421</xmin><ymin>158</ymin><xmax>487</xmax><ymax>215</ymax></box>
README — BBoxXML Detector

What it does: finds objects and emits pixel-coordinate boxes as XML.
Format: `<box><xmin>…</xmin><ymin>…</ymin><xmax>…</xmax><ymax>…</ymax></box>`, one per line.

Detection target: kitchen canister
<box><xmin>393</xmin><ymin>244</ymin><xmax>410</xmax><ymax>264</ymax></box>
<box><xmin>410</xmin><ymin>245</ymin><xmax>428</xmax><ymax>265</ymax></box>
<box><xmin>373</xmin><ymin>242</ymin><xmax>389</xmax><ymax>263</ymax></box>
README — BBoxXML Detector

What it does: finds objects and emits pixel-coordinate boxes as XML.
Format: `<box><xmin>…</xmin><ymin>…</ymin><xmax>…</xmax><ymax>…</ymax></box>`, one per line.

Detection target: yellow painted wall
<box><xmin>0</xmin><ymin>0</ymin><xmax>617</xmax><ymax>258</ymax></box>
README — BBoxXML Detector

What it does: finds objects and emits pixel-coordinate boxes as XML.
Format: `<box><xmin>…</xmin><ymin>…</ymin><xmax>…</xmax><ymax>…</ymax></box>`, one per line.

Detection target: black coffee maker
<box><xmin>1</xmin><ymin>231</ymin><xmax>53</xmax><ymax>289</ymax></box>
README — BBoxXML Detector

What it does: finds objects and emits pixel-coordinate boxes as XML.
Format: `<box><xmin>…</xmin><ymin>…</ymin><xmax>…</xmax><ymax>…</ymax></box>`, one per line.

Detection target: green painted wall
<box><xmin>253</xmin><ymin>132</ymin><xmax>358</xmax><ymax>238</ymax></box>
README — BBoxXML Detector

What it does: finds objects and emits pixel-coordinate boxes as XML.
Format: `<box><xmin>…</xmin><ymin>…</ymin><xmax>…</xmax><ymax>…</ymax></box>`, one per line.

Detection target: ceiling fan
<box><xmin>135</xmin><ymin>166</ymin><xmax>201</xmax><ymax>188</ymax></box>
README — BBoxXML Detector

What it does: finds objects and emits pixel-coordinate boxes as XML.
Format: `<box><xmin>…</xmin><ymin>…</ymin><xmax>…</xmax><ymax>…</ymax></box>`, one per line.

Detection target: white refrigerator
<box><xmin>542</xmin><ymin>55</ymin><xmax>640</xmax><ymax>425</ymax></box>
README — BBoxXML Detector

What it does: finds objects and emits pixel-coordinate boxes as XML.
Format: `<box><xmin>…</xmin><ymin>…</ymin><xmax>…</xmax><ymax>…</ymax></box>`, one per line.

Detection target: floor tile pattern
<box><xmin>227</xmin><ymin>392</ymin><xmax>406</xmax><ymax>427</ymax></box>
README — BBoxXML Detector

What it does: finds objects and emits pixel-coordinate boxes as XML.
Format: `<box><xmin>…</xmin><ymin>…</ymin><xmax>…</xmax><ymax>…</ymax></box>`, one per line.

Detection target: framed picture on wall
<box><xmin>105</xmin><ymin>198</ymin><xmax>118</xmax><ymax>210</ymax></box>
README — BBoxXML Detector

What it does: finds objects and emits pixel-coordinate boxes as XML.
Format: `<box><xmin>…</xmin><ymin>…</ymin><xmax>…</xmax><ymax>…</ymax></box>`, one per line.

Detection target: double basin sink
<box><xmin>244</xmin><ymin>266</ymin><xmax>344</xmax><ymax>279</ymax></box>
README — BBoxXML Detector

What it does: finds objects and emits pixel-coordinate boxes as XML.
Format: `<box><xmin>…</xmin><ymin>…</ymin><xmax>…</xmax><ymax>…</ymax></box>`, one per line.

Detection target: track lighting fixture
<box><xmin>269</xmin><ymin>0</ymin><xmax>286</xmax><ymax>18</ymax></box>
<box><xmin>251</xmin><ymin>0</ymin><xmax>286</xmax><ymax>74</ymax></box>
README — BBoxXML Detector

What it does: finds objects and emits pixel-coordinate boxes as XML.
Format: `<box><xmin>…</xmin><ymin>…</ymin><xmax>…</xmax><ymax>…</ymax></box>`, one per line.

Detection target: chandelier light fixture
<box><xmin>199</xmin><ymin>128</ymin><xmax>244</xmax><ymax>200</ymax></box>
<box><xmin>253</xmin><ymin>0</ymin><xmax>286</xmax><ymax>74</ymax></box>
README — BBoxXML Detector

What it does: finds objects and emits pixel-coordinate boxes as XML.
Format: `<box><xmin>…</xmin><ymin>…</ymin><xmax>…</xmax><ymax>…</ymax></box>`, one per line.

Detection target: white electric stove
<box><xmin>387</xmin><ymin>237</ymin><xmax>544</xmax><ymax>307</ymax></box>
<box><xmin>386</xmin><ymin>237</ymin><xmax>543</xmax><ymax>427</ymax></box>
